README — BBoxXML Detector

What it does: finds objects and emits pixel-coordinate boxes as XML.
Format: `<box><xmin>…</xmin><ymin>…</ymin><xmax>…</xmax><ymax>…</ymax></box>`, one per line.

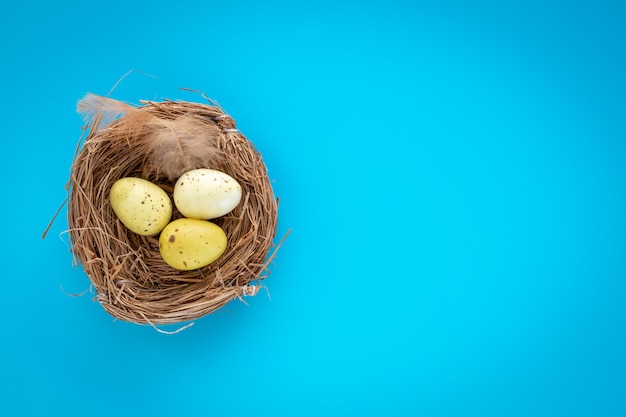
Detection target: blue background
<box><xmin>2</xmin><ymin>1</ymin><xmax>625</xmax><ymax>416</ymax></box>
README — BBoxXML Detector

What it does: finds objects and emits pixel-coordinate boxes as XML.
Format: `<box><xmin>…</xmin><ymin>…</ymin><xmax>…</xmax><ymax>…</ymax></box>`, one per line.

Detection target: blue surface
<box><xmin>2</xmin><ymin>1</ymin><xmax>626</xmax><ymax>416</ymax></box>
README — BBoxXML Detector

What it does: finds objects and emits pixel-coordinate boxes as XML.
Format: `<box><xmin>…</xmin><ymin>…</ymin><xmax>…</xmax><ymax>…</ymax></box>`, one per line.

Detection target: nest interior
<box><xmin>67</xmin><ymin>96</ymin><xmax>278</xmax><ymax>325</ymax></box>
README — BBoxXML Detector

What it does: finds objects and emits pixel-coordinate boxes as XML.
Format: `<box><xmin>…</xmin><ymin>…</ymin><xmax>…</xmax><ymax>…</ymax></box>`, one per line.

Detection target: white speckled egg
<box><xmin>173</xmin><ymin>168</ymin><xmax>242</xmax><ymax>219</ymax></box>
<box><xmin>109</xmin><ymin>177</ymin><xmax>172</xmax><ymax>236</ymax></box>
<box><xmin>158</xmin><ymin>218</ymin><xmax>228</xmax><ymax>270</ymax></box>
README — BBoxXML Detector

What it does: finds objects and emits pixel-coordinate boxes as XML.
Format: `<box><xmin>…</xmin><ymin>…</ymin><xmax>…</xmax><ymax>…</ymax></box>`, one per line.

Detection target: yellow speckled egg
<box><xmin>158</xmin><ymin>218</ymin><xmax>228</xmax><ymax>271</ymax></box>
<box><xmin>109</xmin><ymin>177</ymin><xmax>172</xmax><ymax>236</ymax></box>
<box><xmin>173</xmin><ymin>168</ymin><xmax>242</xmax><ymax>219</ymax></box>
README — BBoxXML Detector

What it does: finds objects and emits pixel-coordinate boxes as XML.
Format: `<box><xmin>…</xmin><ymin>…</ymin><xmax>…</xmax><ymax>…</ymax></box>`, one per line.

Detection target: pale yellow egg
<box><xmin>109</xmin><ymin>177</ymin><xmax>172</xmax><ymax>236</ymax></box>
<box><xmin>173</xmin><ymin>168</ymin><xmax>242</xmax><ymax>219</ymax></box>
<box><xmin>158</xmin><ymin>218</ymin><xmax>228</xmax><ymax>271</ymax></box>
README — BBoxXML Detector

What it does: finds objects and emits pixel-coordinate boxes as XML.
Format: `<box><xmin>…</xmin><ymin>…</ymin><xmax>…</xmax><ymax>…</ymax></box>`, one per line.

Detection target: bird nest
<box><xmin>60</xmin><ymin>93</ymin><xmax>283</xmax><ymax>327</ymax></box>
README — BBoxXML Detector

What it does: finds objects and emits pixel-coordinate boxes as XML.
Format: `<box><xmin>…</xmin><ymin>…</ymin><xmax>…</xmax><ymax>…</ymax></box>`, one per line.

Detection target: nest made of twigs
<box><xmin>66</xmin><ymin>94</ymin><xmax>281</xmax><ymax>326</ymax></box>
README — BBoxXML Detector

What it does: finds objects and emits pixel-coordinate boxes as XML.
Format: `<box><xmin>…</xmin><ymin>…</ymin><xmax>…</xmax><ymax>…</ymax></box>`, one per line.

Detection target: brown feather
<box><xmin>142</xmin><ymin>114</ymin><xmax>226</xmax><ymax>181</ymax></box>
<box><xmin>77</xmin><ymin>94</ymin><xmax>226</xmax><ymax>181</ymax></box>
<box><xmin>76</xmin><ymin>93</ymin><xmax>136</xmax><ymax>129</ymax></box>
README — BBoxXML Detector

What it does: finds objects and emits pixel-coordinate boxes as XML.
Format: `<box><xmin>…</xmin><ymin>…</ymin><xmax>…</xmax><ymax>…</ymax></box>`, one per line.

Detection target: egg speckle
<box><xmin>173</xmin><ymin>169</ymin><xmax>242</xmax><ymax>219</ymax></box>
<box><xmin>109</xmin><ymin>177</ymin><xmax>172</xmax><ymax>236</ymax></box>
